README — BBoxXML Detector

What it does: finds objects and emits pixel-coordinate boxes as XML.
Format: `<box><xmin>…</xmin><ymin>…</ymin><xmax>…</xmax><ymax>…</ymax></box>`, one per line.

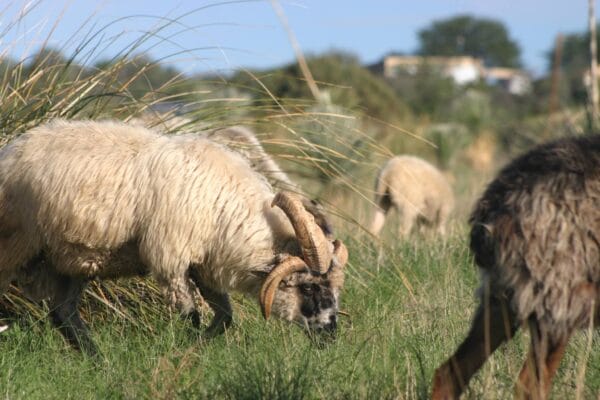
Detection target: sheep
<box><xmin>206</xmin><ymin>126</ymin><xmax>298</xmax><ymax>192</ymax></box>
<box><xmin>129</xmin><ymin>117</ymin><xmax>333</xmax><ymax>237</ymax></box>
<box><xmin>128</xmin><ymin>118</ymin><xmax>298</xmax><ymax>191</ymax></box>
<box><xmin>369</xmin><ymin>155</ymin><xmax>454</xmax><ymax>237</ymax></box>
<box><xmin>205</xmin><ymin>126</ymin><xmax>333</xmax><ymax>237</ymax></box>
<box><xmin>0</xmin><ymin>119</ymin><xmax>348</xmax><ymax>355</ymax></box>
<box><xmin>431</xmin><ymin>134</ymin><xmax>600</xmax><ymax>399</ymax></box>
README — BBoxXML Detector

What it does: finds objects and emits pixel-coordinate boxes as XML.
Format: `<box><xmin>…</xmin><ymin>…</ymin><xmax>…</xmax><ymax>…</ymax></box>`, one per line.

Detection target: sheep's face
<box><xmin>269</xmin><ymin>269</ymin><xmax>342</xmax><ymax>337</ymax></box>
<box><xmin>261</xmin><ymin>191</ymin><xmax>348</xmax><ymax>342</ymax></box>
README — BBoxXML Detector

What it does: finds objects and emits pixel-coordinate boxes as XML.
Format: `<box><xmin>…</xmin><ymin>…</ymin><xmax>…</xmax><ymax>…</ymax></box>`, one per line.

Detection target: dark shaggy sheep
<box><xmin>432</xmin><ymin>134</ymin><xmax>600</xmax><ymax>399</ymax></box>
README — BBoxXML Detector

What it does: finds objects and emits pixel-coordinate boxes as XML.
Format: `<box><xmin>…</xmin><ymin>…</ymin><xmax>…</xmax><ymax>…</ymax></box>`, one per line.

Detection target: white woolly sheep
<box><xmin>0</xmin><ymin>119</ymin><xmax>348</xmax><ymax>354</ymax></box>
<box><xmin>205</xmin><ymin>126</ymin><xmax>333</xmax><ymax>237</ymax></box>
<box><xmin>431</xmin><ymin>134</ymin><xmax>600</xmax><ymax>399</ymax></box>
<box><xmin>129</xmin><ymin>118</ymin><xmax>333</xmax><ymax>236</ymax></box>
<box><xmin>207</xmin><ymin>126</ymin><xmax>298</xmax><ymax>191</ymax></box>
<box><xmin>369</xmin><ymin>155</ymin><xmax>454</xmax><ymax>237</ymax></box>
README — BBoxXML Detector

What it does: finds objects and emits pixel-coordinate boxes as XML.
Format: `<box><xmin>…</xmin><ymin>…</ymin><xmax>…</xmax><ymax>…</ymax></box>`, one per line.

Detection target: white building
<box><xmin>484</xmin><ymin>67</ymin><xmax>531</xmax><ymax>95</ymax></box>
<box><xmin>381</xmin><ymin>55</ymin><xmax>485</xmax><ymax>84</ymax></box>
<box><xmin>378</xmin><ymin>54</ymin><xmax>531</xmax><ymax>94</ymax></box>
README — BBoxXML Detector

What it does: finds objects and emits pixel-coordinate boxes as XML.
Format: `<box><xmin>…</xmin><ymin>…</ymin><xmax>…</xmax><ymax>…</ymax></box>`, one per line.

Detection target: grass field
<box><xmin>1</xmin><ymin>230</ymin><xmax>598</xmax><ymax>399</ymax></box>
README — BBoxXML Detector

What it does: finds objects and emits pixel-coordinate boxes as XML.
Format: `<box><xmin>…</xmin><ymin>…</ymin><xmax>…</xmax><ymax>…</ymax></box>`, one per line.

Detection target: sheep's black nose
<box><xmin>324</xmin><ymin>315</ymin><xmax>337</xmax><ymax>332</ymax></box>
<box><xmin>313</xmin><ymin>316</ymin><xmax>337</xmax><ymax>345</ymax></box>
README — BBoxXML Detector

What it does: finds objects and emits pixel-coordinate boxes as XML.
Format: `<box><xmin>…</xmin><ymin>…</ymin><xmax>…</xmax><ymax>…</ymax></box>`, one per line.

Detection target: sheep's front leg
<box><xmin>188</xmin><ymin>270</ymin><xmax>232</xmax><ymax>337</ymax></box>
<box><xmin>370</xmin><ymin>192</ymin><xmax>392</xmax><ymax>237</ymax></box>
<box><xmin>200</xmin><ymin>284</ymin><xmax>233</xmax><ymax>337</ymax></box>
<box><xmin>48</xmin><ymin>277</ymin><xmax>98</xmax><ymax>356</ymax></box>
<box><xmin>161</xmin><ymin>273</ymin><xmax>201</xmax><ymax>327</ymax></box>
<box><xmin>370</xmin><ymin>208</ymin><xmax>387</xmax><ymax>237</ymax></box>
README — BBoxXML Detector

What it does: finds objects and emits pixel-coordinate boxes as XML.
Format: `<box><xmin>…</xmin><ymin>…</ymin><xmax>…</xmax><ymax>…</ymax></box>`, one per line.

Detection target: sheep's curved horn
<box><xmin>272</xmin><ymin>192</ymin><xmax>332</xmax><ymax>274</ymax></box>
<box><xmin>259</xmin><ymin>256</ymin><xmax>307</xmax><ymax>319</ymax></box>
<box><xmin>332</xmin><ymin>239</ymin><xmax>348</xmax><ymax>268</ymax></box>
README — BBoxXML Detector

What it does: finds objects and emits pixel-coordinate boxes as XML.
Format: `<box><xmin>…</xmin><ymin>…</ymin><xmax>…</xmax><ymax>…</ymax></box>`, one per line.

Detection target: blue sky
<box><xmin>2</xmin><ymin>1</ymin><xmax>592</xmax><ymax>76</ymax></box>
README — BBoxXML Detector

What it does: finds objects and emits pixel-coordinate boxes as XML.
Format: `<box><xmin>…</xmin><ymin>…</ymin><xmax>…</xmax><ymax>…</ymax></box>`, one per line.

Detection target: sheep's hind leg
<box><xmin>397</xmin><ymin>207</ymin><xmax>416</xmax><ymax>238</ymax></box>
<box><xmin>431</xmin><ymin>295</ymin><xmax>518</xmax><ymax>399</ymax></box>
<box><xmin>48</xmin><ymin>277</ymin><xmax>98</xmax><ymax>356</ymax></box>
<box><xmin>189</xmin><ymin>270</ymin><xmax>232</xmax><ymax>337</ymax></box>
<box><xmin>0</xmin><ymin>232</ymin><xmax>39</xmax><ymax>294</ymax></box>
<box><xmin>0</xmin><ymin>241</ymin><xmax>42</xmax><ymax>331</ymax></box>
<box><xmin>515</xmin><ymin>319</ymin><xmax>568</xmax><ymax>400</ymax></box>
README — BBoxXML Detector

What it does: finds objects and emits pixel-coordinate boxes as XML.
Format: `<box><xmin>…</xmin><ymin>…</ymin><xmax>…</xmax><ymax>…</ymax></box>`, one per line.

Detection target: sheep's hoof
<box><xmin>203</xmin><ymin>315</ymin><xmax>233</xmax><ymax>338</ymax></box>
<box><xmin>81</xmin><ymin>341</ymin><xmax>101</xmax><ymax>359</ymax></box>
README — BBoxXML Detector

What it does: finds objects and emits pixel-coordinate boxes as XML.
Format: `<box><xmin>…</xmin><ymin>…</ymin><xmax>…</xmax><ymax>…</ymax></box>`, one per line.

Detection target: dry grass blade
<box><xmin>270</xmin><ymin>0</ymin><xmax>321</xmax><ymax>101</ymax></box>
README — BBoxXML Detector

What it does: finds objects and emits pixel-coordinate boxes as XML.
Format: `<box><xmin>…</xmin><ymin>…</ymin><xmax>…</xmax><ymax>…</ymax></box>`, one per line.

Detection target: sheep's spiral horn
<box><xmin>260</xmin><ymin>256</ymin><xmax>307</xmax><ymax>319</ymax></box>
<box><xmin>272</xmin><ymin>192</ymin><xmax>332</xmax><ymax>274</ymax></box>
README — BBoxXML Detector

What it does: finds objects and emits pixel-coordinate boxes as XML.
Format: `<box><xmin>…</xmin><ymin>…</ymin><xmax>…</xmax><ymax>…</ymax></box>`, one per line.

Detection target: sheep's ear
<box><xmin>301</xmin><ymin>197</ymin><xmax>334</xmax><ymax>239</ymax></box>
<box><xmin>332</xmin><ymin>240</ymin><xmax>348</xmax><ymax>268</ymax></box>
<box><xmin>329</xmin><ymin>240</ymin><xmax>348</xmax><ymax>288</ymax></box>
<box><xmin>251</xmin><ymin>269</ymin><xmax>270</xmax><ymax>280</ymax></box>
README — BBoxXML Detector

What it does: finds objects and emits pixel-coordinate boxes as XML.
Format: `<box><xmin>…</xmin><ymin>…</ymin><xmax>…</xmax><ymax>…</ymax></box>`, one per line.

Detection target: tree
<box><xmin>418</xmin><ymin>15</ymin><xmax>521</xmax><ymax>67</ymax></box>
<box><xmin>545</xmin><ymin>27</ymin><xmax>600</xmax><ymax>105</ymax></box>
<box><xmin>388</xmin><ymin>64</ymin><xmax>456</xmax><ymax>118</ymax></box>
<box><xmin>230</xmin><ymin>51</ymin><xmax>409</xmax><ymax>120</ymax></box>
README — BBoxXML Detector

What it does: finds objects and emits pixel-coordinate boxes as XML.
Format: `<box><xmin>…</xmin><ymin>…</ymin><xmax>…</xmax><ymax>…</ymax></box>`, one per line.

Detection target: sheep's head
<box><xmin>260</xmin><ymin>192</ymin><xmax>348</xmax><ymax>341</ymax></box>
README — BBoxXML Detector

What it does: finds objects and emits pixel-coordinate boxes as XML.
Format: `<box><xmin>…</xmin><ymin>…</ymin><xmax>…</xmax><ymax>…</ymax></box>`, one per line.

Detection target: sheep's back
<box><xmin>380</xmin><ymin>156</ymin><xmax>452</xmax><ymax>212</ymax></box>
<box><xmin>207</xmin><ymin>126</ymin><xmax>298</xmax><ymax>192</ymax></box>
<box><xmin>470</xmin><ymin>135</ymin><xmax>600</xmax><ymax>336</ymax></box>
<box><xmin>0</xmin><ymin>121</ymin><xmax>282</xmax><ymax>281</ymax></box>
<box><xmin>0</xmin><ymin>120</ymin><xmax>158</xmax><ymax>247</ymax></box>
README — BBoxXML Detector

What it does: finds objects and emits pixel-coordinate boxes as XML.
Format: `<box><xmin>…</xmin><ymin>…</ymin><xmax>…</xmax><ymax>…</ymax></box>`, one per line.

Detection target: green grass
<box><xmin>1</xmin><ymin>232</ymin><xmax>598</xmax><ymax>399</ymax></box>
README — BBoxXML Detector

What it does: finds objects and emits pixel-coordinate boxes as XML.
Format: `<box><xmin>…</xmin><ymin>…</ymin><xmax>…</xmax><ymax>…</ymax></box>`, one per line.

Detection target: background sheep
<box><xmin>431</xmin><ymin>135</ymin><xmax>600</xmax><ymax>399</ymax></box>
<box><xmin>0</xmin><ymin>119</ymin><xmax>348</xmax><ymax>354</ymax></box>
<box><xmin>369</xmin><ymin>155</ymin><xmax>454</xmax><ymax>237</ymax></box>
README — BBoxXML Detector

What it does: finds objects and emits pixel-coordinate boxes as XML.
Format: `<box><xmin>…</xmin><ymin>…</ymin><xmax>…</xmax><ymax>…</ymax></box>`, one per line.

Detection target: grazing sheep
<box><xmin>431</xmin><ymin>135</ymin><xmax>600</xmax><ymax>399</ymax></box>
<box><xmin>207</xmin><ymin>126</ymin><xmax>298</xmax><ymax>192</ymax></box>
<box><xmin>206</xmin><ymin>126</ymin><xmax>333</xmax><ymax>237</ymax></box>
<box><xmin>0</xmin><ymin>119</ymin><xmax>348</xmax><ymax>354</ymax></box>
<box><xmin>370</xmin><ymin>155</ymin><xmax>454</xmax><ymax>237</ymax></box>
<box><xmin>130</xmin><ymin>118</ymin><xmax>333</xmax><ymax>237</ymax></box>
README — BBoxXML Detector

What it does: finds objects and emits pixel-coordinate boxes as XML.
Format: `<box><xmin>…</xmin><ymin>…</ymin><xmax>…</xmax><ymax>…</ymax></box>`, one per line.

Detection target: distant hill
<box><xmin>229</xmin><ymin>52</ymin><xmax>409</xmax><ymax>121</ymax></box>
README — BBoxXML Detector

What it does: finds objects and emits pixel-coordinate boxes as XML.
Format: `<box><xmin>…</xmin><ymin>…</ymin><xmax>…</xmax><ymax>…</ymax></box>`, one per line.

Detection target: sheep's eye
<box><xmin>299</xmin><ymin>284</ymin><xmax>313</xmax><ymax>295</ymax></box>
